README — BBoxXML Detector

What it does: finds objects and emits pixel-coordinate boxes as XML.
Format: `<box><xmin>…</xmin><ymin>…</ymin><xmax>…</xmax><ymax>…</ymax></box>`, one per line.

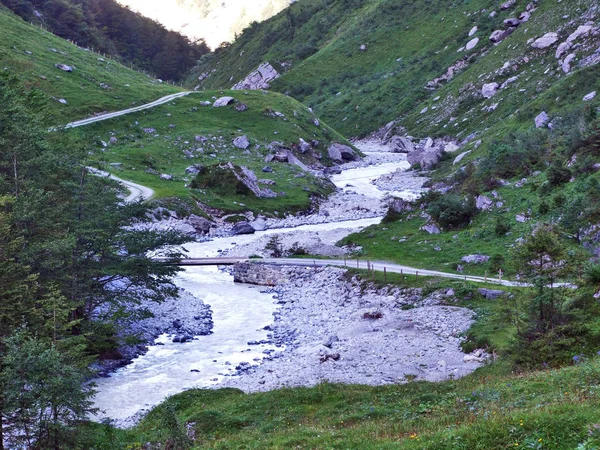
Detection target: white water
<box><xmin>92</xmin><ymin>150</ymin><xmax>413</xmax><ymax>424</ymax></box>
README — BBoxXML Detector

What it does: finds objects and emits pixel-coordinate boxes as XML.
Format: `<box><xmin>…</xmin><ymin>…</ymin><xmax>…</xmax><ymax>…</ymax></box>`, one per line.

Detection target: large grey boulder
<box><xmin>489</xmin><ymin>29</ymin><xmax>514</xmax><ymax>43</ymax></box>
<box><xmin>232</xmin><ymin>221</ymin><xmax>255</xmax><ymax>235</ymax></box>
<box><xmin>407</xmin><ymin>146</ymin><xmax>443</xmax><ymax>170</ymax></box>
<box><xmin>567</xmin><ymin>25</ymin><xmax>593</xmax><ymax>43</ymax></box>
<box><xmin>531</xmin><ymin>32</ymin><xmax>559</xmax><ymax>49</ymax></box>
<box><xmin>535</xmin><ymin>111</ymin><xmax>550</xmax><ymax>128</ymax></box>
<box><xmin>389</xmin><ymin>136</ymin><xmax>415</xmax><ymax>153</ymax></box>
<box><xmin>482</xmin><ymin>82</ymin><xmax>499</xmax><ymax>98</ymax></box>
<box><xmin>213</xmin><ymin>96</ymin><xmax>236</xmax><ymax>107</ymax></box>
<box><xmin>478</xmin><ymin>288</ymin><xmax>506</xmax><ymax>300</ymax></box>
<box><xmin>187</xmin><ymin>215</ymin><xmax>213</xmax><ymax>234</ymax></box>
<box><xmin>233</xmin><ymin>135</ymin><xmax>250</xmax><ymax>149</ymax></box>
<box><xmin>328</xmin><ymin>143</ymin><xmax>357</xmax><ymax>162</ymax></box>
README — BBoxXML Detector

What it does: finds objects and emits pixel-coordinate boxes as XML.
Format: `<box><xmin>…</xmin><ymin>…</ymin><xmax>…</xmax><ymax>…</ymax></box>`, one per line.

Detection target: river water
<box><xmin>92</xmin><ymin>149</ymin><xmax>415</xmax><ymax>424</ymax></box>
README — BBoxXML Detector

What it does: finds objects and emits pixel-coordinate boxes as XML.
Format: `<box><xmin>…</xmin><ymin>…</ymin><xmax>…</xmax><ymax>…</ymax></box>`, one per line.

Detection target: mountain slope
<box><xmin>192</xmin><ymin>0</ymin><xmax>599</xmax><ymax>139</ymax></box>
<box><xmin>0</xmin><ymin>7</ymin><xmax>181</xmax><ymax>121</ymax></box>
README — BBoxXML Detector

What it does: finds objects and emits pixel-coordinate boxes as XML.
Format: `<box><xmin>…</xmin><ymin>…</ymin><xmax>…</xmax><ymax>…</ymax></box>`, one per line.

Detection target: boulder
<box><xmin>555</xmin><ymin>41</ymin><xmax>572</xmax><ymax>59</ymax></box>
<box><xmin>232</xmin><ymin>221</ymin><xmax>255</xmax><ymax>235</ymax></box>
<box><xmin>478</xmin><ymin>288</ymin><xmax>507</xmax><ymax>300</ymax></box>
<box><xmin>250</xmin><ymin>218</ymin><xmax>267</xmax><ymax>231</ymax></box>
<box><xmin>298</xmin><ymin>138</ymin><xmax>312</xmax><ymax>154</ymax></box>
<box><xmin>274</xmin><ymin>152</ymin><xmax>289</xmax><ymax>162</ymax></box>
<box><xmin>444</xmin><ymin>142</ymin><xmax>460</xmax><ymax>153</ymax></box>
<box><xmin>390</xmin><ymin>199</ymin><xmax>413</xmax><ymax>213</ymax></box>
<box><xmin>262</xmin><ymin>166</ymin><xmax>273</xmax><ymax>173</ymax></box>
<box><xmin>54</xmin><ymin>63</ymin><xmax>73</xmax><ymax>72</ymax></box>
<box><xmin>187</xmin><ymin>215</ymin><xmax>213</xmax><ymax>234</ymax></box>
<box><xmin>213</xmin><ymin>96</ymin><xmax>236</xmax><ymax>107</ymax></box>
<box><xmin>519</xmin><ymin>11</ymin><xmax>531</xmax><ymax>22</ymax></box>
<box><xmin>389</xmin><ymin>136</ymin><xmax>415</xmax><ymax>153</ymax></box>
<box><xmin>466</xmin><ymin>37</ymin><xmax>479</xmax><ymax>50</ymax></box>
<box><xmin>567</xmin><ymin>25</ymin><xmax>593</xmax><ymax>43</ymax></box>
<box><xmin>235</xmin><ymin>103</ymin><xmax>248</xmax><ymax>112</ymax></box>
<box><xmin>232</xmin><ymin>62</ymin><xmax>280</xmax><ymax>90</ymax></box>
<box><xmin>160</xmin><ymin>174</ymin><xmax>173</xmax><ymax>180</ymax></box>
<box><xmin>185</xmin><ymin>164</ymin><xmax>203</xmax><ymax>175</ymax></box>
<box><xmin>461</xmin><ymin>254</ymin><xmax>490</xmax><ymax>264</ymax></box>
<box><xmin>233</xmin><ymin>135</ymin><xmax>250</xmax><ymax>149</ymax></box>
<box><xmin>328</xmin><ymin>143</ymin><xmax>357</xmax><ymax>162</ymax></box>
<box><xmin>531</xmin><ymin>32</ymin><xmax>559</xmax><ymax>49</ymax></box>
<box><xmin>535</xmin><ymin>111</ymin><xmax>549</xmax><ymax>128</ymax></box>
<box><xmin>476</xmin><ymin>195</ymin><xmax>493</xmax><ymax>210</ymax></box>
<box><xmin>562</xmin><ymin>53</ymin><xmax>576</xmax><ymax>73</ymax></box>
<box><xmin>500</xmin><ymin>0</ymin><xmax>515</xmax><ymax>9</ymax></box>
<box><xmin>260</xmin><ymin>188</ymin><xmax>278</xmax><ymax>199</ymax></box>
<box><xmin>482</xmin><ymin>82</ymin><xmax>499</xmax><ymax>98</ymax></box>
<box><xmin>489</xmin><ymin>29</ymin><xmax>514</xmax><ymax>43</ymax></box>
<box><xmin>583</xmin><ymin>91</ymin><xmax>597</xmax><ymax>101</ymax></box>
<box><xmin>109</xmin><ymin>136</ymin><xmax>118</xmax><ymax>145</ymax></box>
<box><xmin>408</xmin><ymin>146</ymin><xmax>443</xmax><ymax>170</ymax></box>
<box><xmin>421</xmin><ymin>223</ymin><xmax>441</xmax><ymax>234</ymax></box>
<box><xmin>453</xmin><ymin>151</ymin><xmax>471</xmax><ymax>165</ymax></box>
<box><xmin>468</xmin><ymin>26</ymin><xmax>478</xmax><ymax>37</ymax></box>
<box><xmin>503</xmin><ymin>18</ymin><xmax>521</xmax><ymax>27</ymax></box>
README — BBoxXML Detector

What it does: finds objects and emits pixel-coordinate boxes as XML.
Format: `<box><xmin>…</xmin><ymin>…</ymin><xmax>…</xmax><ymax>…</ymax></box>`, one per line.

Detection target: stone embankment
<box><xmin>221</xmin><ymin>264</ymin><xmax>487</xmax><ymax>392</ymax></box>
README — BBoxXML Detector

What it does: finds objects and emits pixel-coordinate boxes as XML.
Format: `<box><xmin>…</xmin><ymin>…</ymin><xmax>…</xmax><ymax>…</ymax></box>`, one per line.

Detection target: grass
<box><xmin>193</xmin><ymin>0</ymin><xmax>599</xmax><ymax>139</ymax></box>
<box><xmin>84</xmin><ymin>357</ymin><xmax>600</xmax><ymax>449</ymax></box>
<box><xmin>0</xmin><ymin>7</ymin><xmax>181</xmax><ymax>122</ymax></box>
<box><xmin>68</xmin><ymin>90</ymin><xmax>353</xmax><ymax>215</ymax></box>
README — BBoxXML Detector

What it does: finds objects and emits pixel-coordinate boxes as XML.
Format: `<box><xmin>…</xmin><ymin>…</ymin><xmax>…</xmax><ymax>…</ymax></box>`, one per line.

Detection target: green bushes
<box><xmin>190</xmin><ymin>165</ymin><xmax>251</xmax><ymax>196</ymax></box>
<box><xmin>427</xmin><ymin>194</ymin><xmax>477</xmax><ymax>230</ymax></box>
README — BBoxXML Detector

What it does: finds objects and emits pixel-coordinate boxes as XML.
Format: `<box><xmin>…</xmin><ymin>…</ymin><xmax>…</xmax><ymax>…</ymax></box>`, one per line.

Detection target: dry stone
<box><xmin>213</xmin><ymin>96</ymin><xmax>236</xmax><ymax>107</ymax></box>
<box><xmin>532</xmin><ymin>32</ymin><xmax>559</xmax><ymax>49</ymax></box>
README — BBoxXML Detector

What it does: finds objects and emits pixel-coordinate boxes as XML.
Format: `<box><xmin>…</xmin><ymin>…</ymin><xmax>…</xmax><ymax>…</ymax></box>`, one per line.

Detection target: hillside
<box><xmin>71</xmin><ymin>90</ymin><xmax>354</xmax><ymax>215</ymax></box>
<box><xmin>0</xmin><ymin>7</ymin><xmax>182</xmax><ymax>121</ymax></box>
<box><xmin>0</xmin><ymin>0</ymin><xmax>209</xmax><ymax>80</ymax></box>
<box><xmin>192</xmin><ymin>0</ymin><xmax>599</xmax><ymax>139</ymax></box>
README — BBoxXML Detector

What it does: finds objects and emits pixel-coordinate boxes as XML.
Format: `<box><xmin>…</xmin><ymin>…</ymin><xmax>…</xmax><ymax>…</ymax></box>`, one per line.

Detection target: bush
<box><xmin>490</xmin><ymin>254</ymin><xmax>506</xmax><ymax>272</ymax></box>
<box><xmin>428</xmin><ymin>194</ymin><xmax>477</xmax><ymax>230</ymax></box>
<box><xmin>494</xmin><ymin>217</ymin><xmax>511</xmax><ymax>237</ymax></box>
<box><xmin>546</xmin><ymin>164</ymin><xmax>572</xmax><ymax>186</ymax></box>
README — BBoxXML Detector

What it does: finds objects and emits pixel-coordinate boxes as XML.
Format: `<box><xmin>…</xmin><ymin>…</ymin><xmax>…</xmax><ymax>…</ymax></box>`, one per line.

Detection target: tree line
<box><xmin>0</xmin><ymin>72</ymin><xmax>189</xmax><ymax>448</ymax></box>
<box><xmin>0</xmin><ymin>0</ymin><xmax>210</xmax><ymax>81</ymax></box>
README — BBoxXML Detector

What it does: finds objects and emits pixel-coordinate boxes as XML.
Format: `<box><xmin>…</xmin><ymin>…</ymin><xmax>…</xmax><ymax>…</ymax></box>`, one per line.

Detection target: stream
<box><xmin>92</xmin><ymin>146</ymin><xmax>419</xmax><ymax>425</ymax></box>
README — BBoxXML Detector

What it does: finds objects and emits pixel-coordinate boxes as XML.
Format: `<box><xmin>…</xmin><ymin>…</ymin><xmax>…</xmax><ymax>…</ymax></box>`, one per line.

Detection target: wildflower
<box><xmin>410</xmin><ymin>433</ymin><xmax>418</xmax><ymax>440</ymax></box>
<box><xmin>538</xmin><ymin>438</ymin><xmax>543</xmax><ymax>442</ymax></box>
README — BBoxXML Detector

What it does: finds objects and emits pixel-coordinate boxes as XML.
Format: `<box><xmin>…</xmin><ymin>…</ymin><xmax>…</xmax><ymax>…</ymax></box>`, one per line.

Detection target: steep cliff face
<box><xmin>115</xmin><ymin>0</ymin><xmax>293</xmax><ymax>49</ymax></box>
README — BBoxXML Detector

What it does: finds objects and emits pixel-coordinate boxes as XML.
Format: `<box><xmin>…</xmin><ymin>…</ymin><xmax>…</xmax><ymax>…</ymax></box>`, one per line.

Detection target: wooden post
<box><xmin>416</xmin><ymin>270</ymin><xmax>418</xmax><ymax>280</ymax></box>
<box><xmin>344</xmin><ymin>258</ymin><xmax>346</xmax><ymax>267</ymax></box>
<box><xmin>384</xmin><ymin>267</ymin><xmax>387</xmax><ymax>282</ymax></box>
<box><xmin>357</xmin><ymin>258</ymin><xmax>359</xmax><ymax>269</ymax></box>
<box><xmin>485</xmin><ymin>271</ymin><xmax>487</xmax><ymax>282</ymax></box>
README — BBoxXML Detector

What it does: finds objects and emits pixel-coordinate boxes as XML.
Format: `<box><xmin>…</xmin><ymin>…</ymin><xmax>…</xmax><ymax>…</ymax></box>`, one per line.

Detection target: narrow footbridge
<box><xmin>167</xmin><ymin>257</ymin><xmax>514</xmax><ymax>286</ymax></box>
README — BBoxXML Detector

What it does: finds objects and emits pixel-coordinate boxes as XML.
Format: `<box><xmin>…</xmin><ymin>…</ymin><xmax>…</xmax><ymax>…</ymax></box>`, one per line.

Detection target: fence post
<box><xmin>384</xmin><ymin>267</ymin><xmax>387</xmax><ymax>282</ymax></box>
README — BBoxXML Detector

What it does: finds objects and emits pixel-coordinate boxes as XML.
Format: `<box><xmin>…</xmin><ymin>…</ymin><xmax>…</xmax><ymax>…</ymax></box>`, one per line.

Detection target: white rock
<box><xmin>233</xmin><ymin>135</ymin><xmax>250</xmax><ymax>149</ymax></box>
<box><xmin>444</xmin><ymin>142</ymin><xmax>460</xmax><ymax>153</ymax></box>
<box><xmin>232</xmin><ymin>62</ymin><xmax>280</xmax><ymax>90</ymax></box>
<box><xmin>420</xmin><ymin>107</ymin><xmax>429</xmax><ymax>114</ymax></box>
<box><xmin>468</xmin><ymin>26</ymin><xmax>478</xmax><ymax>37</ymax></box>
<box><xmin>500</xmin><ymin>75</ymin><xmax>519</xmax><ymax>89</ymax></box>
<box><xmin>482</xmin><ymin>82</ymin><xmax>499</xmax><ymax>98</ymax></box>
<box><xmin>531</xmin><ymin>32</ymin><xmax>559</xmax><ymax>49</ymax></box>
<box><xmin>466</xmin><ymin>37</ymin><xmax>479</xmax><ymax>50</ymax></box>
<box><xmin>58</xmin><ymin>98</ymin><xmax>68</xmax><ymax>104</ymax></box>
<box><xmin>567</xmin><ymin>25</ymin><xmax>593</xmax><ymax>43</ymax></box>
<box><xmin>583</xmin><ymin>91</ymin><xmax>597</xmax><ymax>101</ymax></box>
<box><xmin>555</xmin><ymin>41</ymin><xmax>572</xmax><ymax>59</ymax></box>
<box><xmin>213</xmin><ymin>96</ymin><xmax>236</xmax><ymax>107</ymax></box>
<box><xmin>562</xmin><ymin>53</ymin><xmax>576</xmax><ymax>73</ymax></box>
<box><xmin>535</xmin><ymin>111</ymin><xmax>549</xmax><ymax>128</ymax></box>
<box><xmin>453</xmin><ymin>151</ymin><xmax>471</xmax><ymax>165</ymax></box>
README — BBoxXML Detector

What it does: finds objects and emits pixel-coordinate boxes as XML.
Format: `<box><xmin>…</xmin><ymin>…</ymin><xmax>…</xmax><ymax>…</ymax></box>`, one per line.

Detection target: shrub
<box><xmin>494</xmin><ymin>217</ymin><xmax>511</xmax><ymax>237</ymax></box>
<box><xmin>428</xmin><ymin>194</ymin><xmax>477</xmax><ymax>230</ymax></box>
<box><xmin>546</xmin><ymin>164</ymin><xmax>571</xmax><ymax>186</ymax></box>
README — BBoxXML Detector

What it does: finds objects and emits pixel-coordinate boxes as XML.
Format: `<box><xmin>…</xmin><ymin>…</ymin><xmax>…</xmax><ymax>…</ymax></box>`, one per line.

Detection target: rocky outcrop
<box><xmin>482</xmin><ymin>82</ymin><xmax>499</xmax><ymax>98</ymax></box>
<box><xmin>535</xmin><ymin>111</ymin><xmax>550</xmax><ymax>128</ymax></box>
<box><xmin>232</xmin><ymin>62</ymin><xmax>281</xmax><ymax>90</ymax></box>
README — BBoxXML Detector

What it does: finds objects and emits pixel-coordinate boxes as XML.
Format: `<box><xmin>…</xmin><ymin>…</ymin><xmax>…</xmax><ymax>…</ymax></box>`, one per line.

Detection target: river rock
<box><xmin>213</xmin><ymin>96</ymin><xmax>236</xmax><ymax>107</ymax></box>
<box><xmin>187</xmin><ymin>215</ymin><xmax>213</xmax><ymax>234</ymax></box>
<box><xmin>232</xmin><ymin>221</ymin><xmax>256</xmax><ymax>235</ymax></box>
<box><xmin>389</xmin><ymin>136</ymin><xmax>415</xmax><ymax>153</ymax></box>
<box><xmin>328</xmin><ymin>143</ymin><xmax>357</xmax><ymax>162</ymax></box>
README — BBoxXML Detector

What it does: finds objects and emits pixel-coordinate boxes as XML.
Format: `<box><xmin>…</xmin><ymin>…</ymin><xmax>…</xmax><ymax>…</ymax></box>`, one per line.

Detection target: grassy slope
<box><xmin>193</xmin><ymin>0</ymin><xmax>599</xmax><ymax>139</ymax></box>
<box><xmin>71</xmin><ymin>90</ymin><xmax>352</xmax><ymax>214</ymax></box>
<box><xmin>0</xmin><ymin>7</ymin><xmax>180</xmax><ymax>122</ymax></box>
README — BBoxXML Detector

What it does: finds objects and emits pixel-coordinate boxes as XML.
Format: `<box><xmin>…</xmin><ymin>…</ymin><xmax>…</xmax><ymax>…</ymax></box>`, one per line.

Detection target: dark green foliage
<box><xmin>0</xmin><ymin>0</ymin><xmax>209</xmax><ymax>80</ymax></box>
<box><xmin>489</xmin><ymin>254</ymin><xmax>505</xmax><ymax>272</ymax></box>
<box><xmin>428</xmin><ymin>194</ymin><xmax>477</xmax><ymax>230</ymax></box>
<box><xmin>494</xmin><ymin>217</ymin><xmax>511</xmax><ymax>237</ymax></box>
<box><xmin>190</xmin><ymin>164</ymin><xmax>251</xmax><ymax>196</ymax></box>
<box><xmin>546</xmin><ymin>164</ymin><xmax>572</xmax><ymax>187</ymax></box>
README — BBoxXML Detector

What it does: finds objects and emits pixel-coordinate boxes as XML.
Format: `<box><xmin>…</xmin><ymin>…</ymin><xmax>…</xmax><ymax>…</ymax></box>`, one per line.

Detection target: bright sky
<box><xmin>115</xmin><ymin>0</ymin><xmax>290</xmax><ymax>49</ymax></box>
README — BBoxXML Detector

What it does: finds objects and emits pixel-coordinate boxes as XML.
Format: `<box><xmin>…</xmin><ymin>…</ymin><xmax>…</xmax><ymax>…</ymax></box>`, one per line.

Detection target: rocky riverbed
<box><xmin>220</xmin><ymin>265</ymin><xmax>486</xmax><ymax>392</ymax></box>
